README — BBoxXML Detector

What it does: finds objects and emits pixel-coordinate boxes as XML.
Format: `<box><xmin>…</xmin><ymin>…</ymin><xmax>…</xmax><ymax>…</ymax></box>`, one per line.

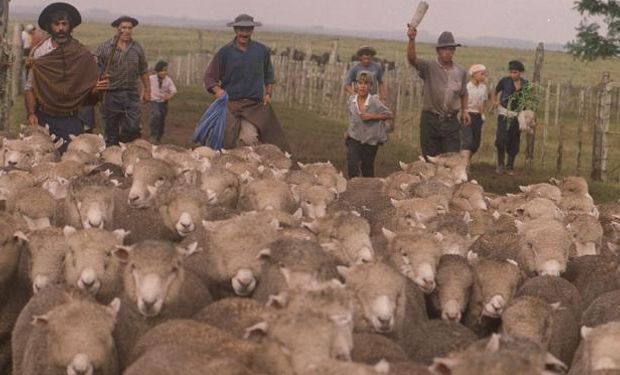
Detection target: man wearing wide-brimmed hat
<box><xmin>406</xmin><ymin>27</ymin><xmax>470</xmax><ymax>158</ymax></box>
<box><xmin>203</xmin><ymin>14</ymin><xmax>289</xmax><ymax>151</ymax></box>
<box><xmin>24</xmin><ymin>2</ymin><xmax>107</xmax><ymax>153</ymax></box>
<box><xmin>95</xmin><ymin>15</ymin><xmax>150</xmax><ymax>146</ymax></box>
<box><xmin>344</xmin><ymin>45</ymin><xmax>387</xmax><ymax>101</ymax></box>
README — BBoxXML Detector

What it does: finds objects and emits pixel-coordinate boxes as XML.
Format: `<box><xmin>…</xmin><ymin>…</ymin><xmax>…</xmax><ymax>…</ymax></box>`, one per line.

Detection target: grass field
<box><xmin>8</xmin><ymin>22</ymin><xmax>620</xmax><ymax>201</ymax></box>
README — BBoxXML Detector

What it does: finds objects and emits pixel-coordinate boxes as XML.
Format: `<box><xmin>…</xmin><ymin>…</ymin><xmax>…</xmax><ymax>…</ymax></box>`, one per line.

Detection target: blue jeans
<box><xmin>35</xmin><ymin>110</ymin><xmax>83</xmax><ymax>154</ymax></box>
<box><xmin>101</xmin><ymin>90</ymin><xmax>142</xmax><ymax>146</ymax></box>
<box><xmin>149</xmin><ymin>101</ymin><xmax>168</xmax><ymax>142</ymax></box>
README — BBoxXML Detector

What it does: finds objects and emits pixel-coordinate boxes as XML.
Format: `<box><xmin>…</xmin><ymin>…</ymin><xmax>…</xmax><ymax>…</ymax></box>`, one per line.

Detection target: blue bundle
<box><xmin>191</xmin><ymin>92</ymin><xmax>228</xmax><ymax>150</ymax></box>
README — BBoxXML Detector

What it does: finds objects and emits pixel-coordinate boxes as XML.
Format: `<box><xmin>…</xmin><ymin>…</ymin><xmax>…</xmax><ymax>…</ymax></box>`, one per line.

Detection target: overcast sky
<box><xmin>16</xmin><ymin>0</ymin><xmax>586</xmax><ymax>44</ymax></box>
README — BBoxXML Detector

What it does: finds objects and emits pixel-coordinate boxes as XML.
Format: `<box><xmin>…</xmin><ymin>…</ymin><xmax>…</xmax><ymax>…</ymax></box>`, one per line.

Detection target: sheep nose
<box><xmin>237</xmin><ymin>279</ymin><xmax>252</xmax><ymax>288</ymax></box>
<box><xmin>7</xmin><ymin>160</ymin><xmax>17</xmax><ymax>167</ymax></box>
<box><xmin>377</xmin><ymin>316</ymin><xmax>392</xmax><ymax>329</ymax></box>
<box><xmin>142</xmin><ymin>299</ymin><xmax>156</xmax><ymax>310</ymax></box>
<box><xmin>129</xmin><ymin>194</ymin><xmax>140</xmax><ymax>202</ymax></box>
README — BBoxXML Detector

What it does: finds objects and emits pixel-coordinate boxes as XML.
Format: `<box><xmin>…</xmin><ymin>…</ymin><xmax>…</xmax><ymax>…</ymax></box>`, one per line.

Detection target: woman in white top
<box><xmin>148</xmin><ymin>60</ymin><xmax>177</xmax><ymax>143</ymax></box>
<box><xmin>461</xmin><ymin>64</ymin><xmax>488</xmax><ymax>163</ymax></box>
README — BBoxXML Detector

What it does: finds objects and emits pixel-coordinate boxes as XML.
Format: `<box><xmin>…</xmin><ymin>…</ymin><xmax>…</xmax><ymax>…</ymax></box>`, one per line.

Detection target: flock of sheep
<box><xmin>1</xmin><ymin>125</ymin><xmax>620</xmax><ymax>375</ymax></box>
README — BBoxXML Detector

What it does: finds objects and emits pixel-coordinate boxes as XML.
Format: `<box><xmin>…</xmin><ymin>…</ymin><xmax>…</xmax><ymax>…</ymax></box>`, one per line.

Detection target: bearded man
<box><xmin>25</xmin><ymin>2</ymin><xmax>106</xmax><ymax>153</ymax></box>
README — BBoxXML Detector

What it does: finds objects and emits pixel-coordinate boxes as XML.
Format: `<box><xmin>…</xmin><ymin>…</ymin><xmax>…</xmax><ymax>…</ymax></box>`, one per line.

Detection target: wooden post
<box><xmin>591</xmin><ymin>72</ymin><xmax>612</xmax><ymax>182</ymax></box>
<box><xmin>526</xmin><ymin>42</ymin><xmax>544</xmax><ymax>169</ymax></box>
<box><xmin>541</xmin><ymin>81</ymin><xmax>551</xmax><ymax>168</ymax></box>
<box><xmin>328</xmin><ymin>39</ymin><xmax>339</xmax><ymax>65</ymax></box>
<box><xmin>198</xmin><ymin>29</ymin><xmax>204</xmax><ymax>52</ymax></box>
<box><xmin>575</xmin><ymin>88</ymin><xmax>585</xmax><ymax>175</ymax></box>
<box><xmin>0</xmin><ymin>0</ymin><xmax>11</xmax><ymax>130</ymax></box>
<box><xmin>556</xmin><ymin>83</ymin><xmax>564</xmax><ymax>172</ymax></box>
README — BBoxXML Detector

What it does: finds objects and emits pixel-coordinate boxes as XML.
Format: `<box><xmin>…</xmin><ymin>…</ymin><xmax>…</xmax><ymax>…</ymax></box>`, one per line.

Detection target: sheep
<box><xmin>181</xmin><ymin>211</ymin><xmax>279</xmax><ymax>298</ymax></box>
<box><xmin>519</xmin><ymin>182</ymin><xmax>562</xmax><ymax>203</ymax></box>
<box><xmin>426</xmin><ymin>152</ymin><xmax>468</xmax><ymax>184</ymax></box>
<box><xmin>487</xmin><ymin>193</ymin><xmax>528</xmax><ymax>216</ymax></box>
<box><xmin>199</xmin><ymin>165</ymin><xmax>240</xmax><ymax>208</ymax></box>
<box><xmin>17</xmin><ymin>227</ymin><xmax>67</xmax><ymax>293</ymax></box>
<box><xmin>411</xmin><ymin>178</ymin><xmax>455</xmax><ymax>200</ymax></box>
<box><xmin>566</xmin><ymin>213</ymin><xmax>604</xmax><ymax>257</ymax></box>
<box><xmin>152</xmin><ymin>143</ymin><xmax>210</xmax><ymax>175</ymax></box>
<box><xmin>61</xmin><ymin>149</ymin><xmax>99</xmax><ymax>166</ymax></box>
<box><xmin>351</xmin><ymin>333</ymin><xmax>410</xmax><ymax>364</ymax></box>
<box><xmin>63</xmin><ymin>226</ymin><xmax>127</xmax><ymax>303</ymax></box>
<box><xmin>127</xmin><ymin>158</ymin><xmax>177</xmax><ymax>208</ymax></box>
<box><xmin>252</xmin><ymin>238</ymin><xmax>342</xmax><ymax>304</ymax></box>
<box><xmin>515</xmin><ymin>217</ymin><xmax>572</xmax><ymax>276</ymax></box>
<box><xmin>192</xmin><ymin>145</ymin><xmax>219</xmax><ymax>160</ymax></box>
<box><xmin>515</xmin><ymin>197</ymin><xmax>563</xmax><ymax>221</ymax></box>
<box><xmin>193</xmin><ymin>297</ymin><xmax>271</xmax><ymax>339</ymax></box>
<box><xmin>0</xmin><ymin>212</ymin><xmax>30</xmax><ymax>374</ymax></box>
<box><xmin>570</xmin><ymin>322</ymin><xmax>620</xmax><ymax>374</ymax></box>
<box><xmin>408</xmin><ymin>319</ymin><xmax>477</xmax><ymax>365</ymax></box>
<box><xmin>20</xmin><ymin>297</ymin><xmax>120</xmax><ymax>375</ymax></box>
<box><xmin>433</xmin><ymin>254</ymin><xmax>474</xmax><ymax>322</ymax></box>
<box><xmin>62</xmin><ymin>175</ymin><xmax>121</xmax><ymax>229</ymax></box>
<box><xmin>468</xmin><ymin>229</ymin><xmax>521</xmax><ymax>265</ymax></box>
<box><xmin>111</xmin><ymin>240</ymin><xmax>212</xmax><ymax>368</ymax></box>
<box><xmin>291</xmin><ymin>182</ymin><xmax>337</xmax><ymax>219</ymax></box>
<box><xmin>381</xmin><ymin>171</ymin><xmax>421</xmax><ymax>200</ymax></box>
<box><xmin>253</xmin><ymin>143</ymin><xmax>292</xmax><ymax>171</ymax></box>
<box><xmin>563</xmin><ymin>253</ymin><xmax>620</xmax><ymax>308</ymax></box>
<box><xmin>382</xmin><ymin>228</ymin><xmax>443</xmax><ymax>293</ymax></box>
<box><xmin>101</xmin><ymin>145</ymin><xmax>123</xmax><ymax>166</ymax></box>
<box><xmin>463</xmin><ymin>256</ymin><xmax>521</xmax><ymax>336</ymax></box>
<box><xmin>238</xmin><ymin>174</ymin><xmax>298</xmax><ymax>213</ymax></box>
<box><xmin>297</xmin><ymin>160</ymin><xmax>348</xmax><ymax>194</ymax></box>
<box><xmin>211</xmin><ymin>151</ymin><xmax>263</xmax><ymax>178</ymax></box>
<box><xmin>6</xmin><ymin>186</ymin><xmax>56</xmax><ymax>229</ymax></box>
<box><xmin>121</xmin><ymin>143</ymin><xmax>153</xmax><ymax>176</ymax></box>
<box><xmin>125</xmin><ymin>344</ymin><xmax>254</xmax><ymax>375</ymax></box>
<box><xmin>0</xmin><ymin>169</ymin><xmax>35</xmax><ymax>201</ymax></box>
<box><xmin>500</xmin><ymin>295</ymin><xmax>555</xmax><ymax>348</ymax></box>
<box><xmin>303</xmin><ymin>210</ymin><xmax>374</xmax><ymax>265</ymax></box>
<box><xmin>67</xmin><ymin>133</ymin><xmax>105</xmax><ymax>155</ymax></box>
<box><xmin>156</xmin><ymin>182</ymin><xmax>210</xmax><ymax>237</ymax></box>
<box><xmin>391</xmin><ymin>195</ymin><xmax>449</xmax><ymax>229</ymax></box>
<box><xmin>11</xmin><ymin>285</ymin><xmax>93</xmax><ymax>375</ymax></box>
<box><xmin>129</xmin><ymin>320</ymin><xmax>257</xmax><ymax>369</ymax></box>
<box><xmin>515</xmin><ymin>275</ymin><xmax>582</xmax><ymax>368</ymax></box>
<box><xmin>398</xmin><ymin>158</ymin><xmax>437</xmax><ymax>177</ymax></box>
<box><xmin>597</xmin><ymin>202</ymin><xmax>620</xmax><ymax>246</ymax></box>
<box><xmin>451</xmin><ymin>181</ymin><xmax>487</xmax><ymax>212</ymax></box>
<box><xmin>581</xmin><ymin>290</ymin><xmax>620</xmax><ymax>328</ymax></box>
<box><xmin>2</xmin><ymin>139</ymin><xmax>36</xmax><ymax>169</ymax></box>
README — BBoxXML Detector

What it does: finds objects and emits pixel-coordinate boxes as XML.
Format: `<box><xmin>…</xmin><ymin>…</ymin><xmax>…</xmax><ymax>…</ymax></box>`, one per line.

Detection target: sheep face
<box><xmin>22</xmin><ymin>228</ymin><xmax>66</xmax><ymax>293</ymax></box>
<box><xmin>101</xmin><ymin>146</ymin><xmax>123</xmax><ymax>166</ymax></box>
<box><xmin>296</xmin><ymin>184</ymin><xmax>336</xmax><ymax>219</ymax></box>
<box><xmin>454</xmin><ymin>182</ymin><xmax>487</xmax><ymax>211</ymax></box>
<box><xmin>67</xmin><ymin>133</ymin><xmax>105</xmax><ymax>155</ymax></box>
<box><xmin>32</xmin><ymin>298</ymin><xmax>119</xmax><ymax>375</ymax></box>
<box><xmin>313</xmin><ymin>213</ymin><xmax>374</xmax><ymax>265</ymax></box>
<box><xmin>0</xmin><ymin>170</ymin><xmax>35</xmax><ymax>200</ymax></box>
<box><xmin>516</xmin><ymin>198</ymin><xmax>562</xmax><ymax>221</ymax></box>
<box><xmin>128</xmin><ymin>159</ymin><xmax>175</xmax><ymax>208</ymax></box>
<box><xmin>0</xmin><ymin>213</ymin><xmax>24</xmax><ymax>285</ymax></box>
<box><xmin>519</xmin><ymin>183</ymin><xmax>562</xmax><ymax>203</ymax></box>
<box><xmin>240</xmin><ymin>177</ymin><xmax>297</xmax><ymax>213</ymax></box>
<box><xmin>64</xmin><ymin>228</ymin><xmax>125</xmax><ymax>298</ymax></box>
<box><xmin>436</xmin><ymin>255</ymin><xmax>473</xmax><ymax>322</ymax></box>
<box><xmin>567</xmin><ymin>214</ymin><xmax>603</xmax><ymax>257</ymax></box>
<box><xmin>3</xmin><ymin>139</ymin><xmax>34</xmax><ymax>169</ymax></box>
<box><xmin>72</xmin><ymin>186</ymin><xmax>115</xmax><ymax>229</ymax></box>
<box><xmin>473</xmin><ymin>259</ymin><xmax>521</xmax><ymax>318</ymax></box>
<box><xmin>199</xmin><ymin>167</ymin><xmax>239</xmax><ymax>207</ymax></box>
<box><xmin>114</xmin><ymin>240</ymin><xmax>198</xmax><ymax>317</ymax></box>
<box><xmin>392</xmin><ymin>196</ymin><xmax>448</xmax><ymax>229</ymax></box>
<box><xmin>581</xmin><ymin>322</ymin><xmax>620</xmax><ymax>372</ymax></box>
<box><xmin>518</xmin><ymin>220</ymin><xmax>571</xmax><ymax>276</ymax></box>
<box><xmin>121</xmin><ymin>145</ymin><xmax>152</xmax><ymax>176</ymax></box>
<box><xmin>159</xmin><ymin>193</ymin><xmax>205</xmax><ymax>237</ymax></box>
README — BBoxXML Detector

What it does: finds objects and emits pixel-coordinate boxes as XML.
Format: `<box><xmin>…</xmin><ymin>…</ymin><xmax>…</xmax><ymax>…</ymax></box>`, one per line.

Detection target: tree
<box><xmin>566</xmin><ymin>0</ymin><xmax>620</xmax><ymax>61</ymax></box>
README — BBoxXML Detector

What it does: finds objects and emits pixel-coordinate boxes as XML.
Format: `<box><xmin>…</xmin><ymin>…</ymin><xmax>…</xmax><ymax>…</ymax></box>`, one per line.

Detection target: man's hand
<box><xmin>28</xmin><ymin>113</ymin><xmax>38</xmax><ymax>127</ymax></box>
<box><xmin>212</xmin><ymin>86</ymin><xmax>226</xmax><ymax>99</ymax></box>
<box><xmin>263</xmin><ymin>93</ymin><xmax>272</xmax><ymax>106</ymax></box>
<box><xmin>93</xmin><ymin>74</ymin><xmax>110</xmax><ymax>93</ymax></box>
<box><xmin>360</xmin><ymin>112</ymin><xmax>378</xmax><ymax>121</ymax></box>
<box><xmin>461</xmin><ymin>111</ymin><xmax>471</xmax><ymax>127</ymax></box>
<box><xmin>141</xmin><ymin>89</ymin><xmax>151</xmax><ymax>103</ymax></box>
<box><xmin>407</xmin><ymin>25</ymin><xmax>417</xmax><ymax>41</ymax></box>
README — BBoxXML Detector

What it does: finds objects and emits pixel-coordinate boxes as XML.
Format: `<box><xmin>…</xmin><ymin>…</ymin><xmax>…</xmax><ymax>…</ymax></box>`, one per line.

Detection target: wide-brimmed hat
<box><xmin>227</xmin><ymin>14</ymin><xmax>262</xmax><ymax>27</ymax></box>
<box><xmin>111</xmin><ymin>16</ymin><xmax>139</xmax><ymax>27</ymax></box>
<box><xmin>436</xmin><ymin>31</ymin><xmax>461</xmax><ymax>48</ymax></box>
<box><xmin>38</xmin><ymin>2</ymin><xmax>82</xmax><ymax>32</ymax></box>
<box><xmin>356</xmin><ymin>45</ymin><xmax>377</xmax><ymax>57</ymax></box>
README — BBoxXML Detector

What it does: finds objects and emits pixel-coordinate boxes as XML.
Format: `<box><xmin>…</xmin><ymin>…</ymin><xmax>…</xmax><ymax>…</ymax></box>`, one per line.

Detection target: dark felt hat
<box><xmin>435</xmin><ymin>31</ymin><xmax>461</xmax><ymax>48</ymax></box>
<box><xmin>38</xmin><ymin>2</ymin><xmax>82</xmax><ymax>32</ymax></box>
<box><xmin>508</xmin><ymin>60</ymin><xmax>525</xmax><ymax>72</ymax></box>
<box><xmin>227</xmin><ymin>14</ymin><xmax>262</xmax><ymax>27</ymax></box>
<box><xmin>111</xmin><ymin>16</ymin><xmax>139</xmax><ymax>27</ymax></box>
<box><xmin>356</xmin><ymin>45</ymin><xmax>377</xmax><ymax>57</ymax></box>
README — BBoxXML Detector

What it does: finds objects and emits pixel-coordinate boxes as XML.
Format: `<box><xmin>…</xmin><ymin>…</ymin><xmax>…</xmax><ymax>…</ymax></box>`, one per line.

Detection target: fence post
<box><xmin>591</xmin><ymin>72</ymin><xmax>612</xmax><ymax>182</ymax></box>
<box><xmin>526</xmin><ymin>42</ymin><xmax>544</xmax><ymax>170</ymax></box>
<box><xmin>555</xmin><ymin>82</ymin><xmax>563</xmax><ymax>172</ymax></box>
<box><xmin>0</xmin><ymin>0</ymin><xmax>11</xmax><ymax>130</ymax></box>
<box><xmin>541</xmin><ymin>81</ymin><xmax>551</xmax><ymax>168</ymax></box>
<box><xmin>328</xmin><ymin>39</ymin><xmax>339</xmax><ymax>65</ymax></box>
<box><xmin>575</xmin><ymin>88</ymin><xmax>585</xmax><ymax>175</ymax></box>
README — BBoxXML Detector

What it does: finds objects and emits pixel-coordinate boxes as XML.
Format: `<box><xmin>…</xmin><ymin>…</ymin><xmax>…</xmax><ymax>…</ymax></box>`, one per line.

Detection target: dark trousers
<box><xmin>462</xmin><ymin>112</ymin><xmax>484</xmax><ymax>154</ymax></box>
<box><xmin>78</xmin><ymin>105</ymin><xmax>96</xmax><ymax>133</ymax></box>
<box><xmin>495</xmin><ymin>115</ymin><xmax>521</xmax><ymax>168</ymax></box>
<box><xmin>419</xmin><ymin>111</ymin><xmax>461</xmax><ymax>157</ymax></box>
<box><xmin>35</xmin><ymin>110</ymin><xmax>83</xmax><ymax>154</ymax></box>
<box><xmin>149</xmin><ymin>101</ymin><xmax>168</xmax><ymax>142</ymax></box>
<box><xmin>346</xmin><ymin>137</ymin><xmax>379</xmax><ymax>178</ymax></box>
<box><xmin>101</xmin><ymin>90</ymin><xmax>142</xmax><ymax>146</ymax></box>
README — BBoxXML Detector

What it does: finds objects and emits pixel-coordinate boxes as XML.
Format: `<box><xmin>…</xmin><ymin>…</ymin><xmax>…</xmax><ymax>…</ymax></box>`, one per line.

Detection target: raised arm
<box><xmin>406</xmin><ymin>26</ymin><xmax>418</xmax><ymax>66</ymax></box>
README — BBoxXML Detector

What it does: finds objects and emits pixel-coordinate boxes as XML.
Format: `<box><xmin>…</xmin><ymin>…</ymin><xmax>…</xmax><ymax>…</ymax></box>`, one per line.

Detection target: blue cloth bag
<box><xmin>191</xmin><ymin>93</ymin><xmax>228</xmax><ymax>150</ymax></box>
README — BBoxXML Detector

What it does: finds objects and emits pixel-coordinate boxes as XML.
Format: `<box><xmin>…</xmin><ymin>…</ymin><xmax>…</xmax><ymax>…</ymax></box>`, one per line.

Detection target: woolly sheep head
<box><xmin>128</xmin><ymin>159</ymin><xmax>176</xmax><ymax>208</ymax></box>
<box><xmin>3</xmin><ymin>139</ymin><xmax>35</xmax><ymax>169</ymax></box>
<box><xmin>67</xmin><ymin>133</ymin><xmax>105</xmax><ymax>155</ymax></box>
<box><xmin>436</xmin><ymin>254</ymin><xmax>474</xmax><ymax>322</ymax></box>
<box><xmin>113</xmin><ymin>240</ymin><xmax>200</xmax><ymax>317</ymax></box>
<box><xmin>516</xmin><ymin>219</ymin><xmax>571</xmax><ymax>276</ymax></box>
<box><xmin>158</xmin><ymin>184</ymin><xmax>208</xmax><ymax>237</ymax></box>
<box><xmin>0</xmin><ymin>212</ymin><xmax>27</xmax><ymax>285</ymax></box>
<box><xmin>292</xmin><ymin>183</ymin><xmax>337</xmax><ymax>219</ymax></box>
<box><xmin>470</xmin><ymin>258</ymin><xmax>521</xmax><ymax>318</ymax></box>
<box><xmin>580</xmin><ymin>322</ymin><xmax>620</xmax><ymax>372</ymax></box>
<box><xmin>199</xmin><ymin>166</ymin><xmax>240</xmax><ymax>207</ymax></box>
<box><xmin>32</xmin><ymin>298</ymin><xmax>120</xmax><ymax>375</ymax></box>
<box><xmin>71</xmin><ymin>185</ymin><xmax>116</xmax><ymax>229</ymax></box>
<box><xmin>18</xmin><ymin>227</ymin><xmax>66</xmax><ymax>293</ymax></box>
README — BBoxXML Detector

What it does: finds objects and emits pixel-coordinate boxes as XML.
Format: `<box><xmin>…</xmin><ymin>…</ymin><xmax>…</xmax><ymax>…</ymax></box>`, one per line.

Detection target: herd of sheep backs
<box><xmin>1</xmin><ymin>125</ymin><xmax>620</xmax><ymax>375</ymax></box>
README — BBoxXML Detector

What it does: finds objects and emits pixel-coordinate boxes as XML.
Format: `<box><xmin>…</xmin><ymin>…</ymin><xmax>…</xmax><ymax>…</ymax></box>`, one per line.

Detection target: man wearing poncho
<box><xmin>24</xmin><ymin>2</ymin><xmax>107</xmax><ymax>153</ymax></box>
<box><xmin>203</xmin><ymin>14</ymin><xmax>289</xmax><ymax>151</ymax></box>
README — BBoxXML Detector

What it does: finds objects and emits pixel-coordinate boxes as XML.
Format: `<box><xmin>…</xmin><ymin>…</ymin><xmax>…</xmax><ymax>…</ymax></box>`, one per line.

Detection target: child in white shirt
<box><xmin>462</xmin><ymin>64</ymin><xmax>488</xmax><ymax>163</ymax></box>
<box><xmin>149</xmin><ymin>60</ymin><xmax>177</xmax><ymax>143</ymax></box>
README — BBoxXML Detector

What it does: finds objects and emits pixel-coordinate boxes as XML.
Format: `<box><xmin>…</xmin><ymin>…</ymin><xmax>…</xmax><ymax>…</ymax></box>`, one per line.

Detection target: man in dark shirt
<box><xmin>491</xmin><ymin>60</ymin><xmax>529</xmax><ymax>174</ymax></box>
<box><xmin>95</xmin><ymin>16</ymin><xmax>150</xmax><ymax>146</ymax></box>
<box><xmin>406</xmin><ymin>26</ymin><xmax>469</xmax><ymax>158</ymax></box>
<box><xmin>203</xmin><ymin>14</ymin><xmax>288</xmax><ymax>151</ymax></box>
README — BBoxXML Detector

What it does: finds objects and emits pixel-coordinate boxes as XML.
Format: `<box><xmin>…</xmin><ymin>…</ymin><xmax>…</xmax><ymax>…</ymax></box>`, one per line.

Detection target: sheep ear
<box><xmin>519</xmin><ymin>185</ymin><xmax>530</xmax><ymax>193</ymax></box>
<box><xmin>467</xmin><ymin>251</ymin><xmax>479</xmax><ymax>265</ymax></box>
<box><xmin>290</xmin><ymin>184</ymin><xmax>301</xmax><ymax>203</ymax></box>
<box><xmin>292</xmin><ymin>208</ymin><xmax>303</xmax><ymax>220</ymax></box>
<box><xmin>549</xmin><ymin>302</ymin><xmax>564</xmax><ymax>311</ymax></box>
<box><xmin>297</xmin><ymin>161</ymin><xmax>306</xmax><ymax>169</ymax></box>
<box><xmin>284</xmin><ymin>151</ymin><xmax>292</xmax><ymax>159</ymax></box>
<box><xmin>581</xmin><ymin>326</ymin><xmax>593</xmax><ymax>339</ymax></box>
<box><xmin>399</xmin><ymin>183</ymin><xmax>409</xmax><ymax>192</ymax></box>
<box><xmin>514</xmin><ymin>220</ymin><xmax>526</xmax><ymax>234</ymax></box>
<box><xmin>544</xmin><ymin>353</ymin><xmax>567</xmax><ymax>372</ymax></box>
<box><xmin>506</xmin><ymin>259</ymin><xmax>519</xmax><ymax>268</ymax></box>
<box><xmin>607</xmin><ymin>242</ymin><xmax>618</xmax><ymax>255</ymax></box>
<box><xmin>390</xmin><ymin>198</ymin><xmax>402</xmax><ymax>208</ymax></box>
<box><xmin>244</xmin><ymin>321</ymin><xmax>269</xmax><ymax>340</ymax></box>
<box><xmin>14</xmin><ymin>230</ymin><xmax>29</xmax><ymax>243</ymax></box>
<box><xmin>106</xmin><ymin>298</ymin><xmax>121</xmax><ymax>319</ymax></box>
<box><xmin>336</xmin><ymin>265</ymin><xmax>350</xmax><ymax>279</ymax></box>
<box><xmin>266</xmin><ymin>293</ymin><xmax>287</xmax><ymax>308</ymax></box>
<box><xmin>63</xmin><ymin>226</ymin><xmax>77</xmax><ymax>237</ymax></box>
<box><xmin>112</xmin><ymin>229</ymin><xmax>130</xmax><ymax>243</ymax></box>
<box><xmin>492</xmin><ymin>210</ymin><xmax>501</xmax><ymax>221</ymax></box>
<box><xmin>257</xmin><ymin>248</ymin><xmax>271</xmax><ymax>260</ymax></box>
<box><xmin>119</xmin><ymin>142</ymin><xmax>127</xmax><ymax>151</ymax></box>
<box><xmin>398</xmin><ymin>161</ymin><xmax>408</xmax><ymax>171</ymax></box>
<box><xmin>382</xmin><ymin>227</ymin><xmax>397</xmax><ymax>242</ymax></box>
<box><xmin>427</xmin><ymin>155</ymin><xmax>439</xmax><ymax>164</ymax></box>
<box><xmin>462</xmin><ymin>211</ymin><xmax>472</xmax><ymax>224</ymax></box>
<box><xmin>69</xmin><ymin>134</ymin><xmax>78</xmax><ymax>141</ymax></box>
<box><xmin>31</xmin><ymin>314</ymin><xmax>50</xmax><ymax>326</ymax></box>
<box><xmin>485</xmin><ymin>333</ymin><xmax>501</xmax><ymax>352</ymax></box>
<box><xmin>429</xmin><ymin>357</ymin><xmax>460</xmax><ymax>374</ymax></box>
<box><xmin>177</xmin><ymin>242</ymin><xmax>201</xmax><ymax>258</ymax></box>
<box><xmin>434</xmin><ymin>232</ymin><xmax>444</xmax><ymax>242</ymax></box>
<box><xmin>112</xmin><ymin>245</ymin><xmax>133</xmax><ymax>263</ymax></box>
<box><xmin>302</xmin><ymin>220</ymin><xmax>319</xmax><ymax>234</ymax></box>
<box><xmin>549</xmin><ymin>177</ymin><xmax>560</xmax><ymax>186</ymax></box>
<box><xmin>350</xmin><ymin>210</ymin><xmax>361</xmax><ymax>217</ymax></box>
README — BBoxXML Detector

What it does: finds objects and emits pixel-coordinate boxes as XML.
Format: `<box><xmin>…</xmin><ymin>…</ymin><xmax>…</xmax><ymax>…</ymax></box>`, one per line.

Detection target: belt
<box><xmin>38</xmin><ymin>106</ymin><xmax>78</xmax><ymax>117</ymax></box>
<box><xmin>424</xmin><ymin>110</ymin><xmax>458</xmax><ymax>121</ymax></box>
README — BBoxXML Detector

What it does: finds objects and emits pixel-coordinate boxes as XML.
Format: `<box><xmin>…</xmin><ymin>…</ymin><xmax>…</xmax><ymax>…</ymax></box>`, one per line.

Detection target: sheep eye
<box><xmin>305</xmin><ymin>200</ymin><xmax>311</xmax><ymax>205</ymax></box>
<box><xmin>278</xmin><ymin>261</ymin><xmax>285</xmax><ymax>269</ymax></box>
<box><xmin>130</xmin><ymin>263</ymin><xmax>137</xmax><ymax>270</ymax></box>
<box><xmin>158</xmin><ymin>176</ymin><xmax>165</xmax><ymax>181</ymax></box>
<box><xmin>171</xmin><ymin>266</ymin><xmax>179</xmax><ymax>274</ymax></box>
